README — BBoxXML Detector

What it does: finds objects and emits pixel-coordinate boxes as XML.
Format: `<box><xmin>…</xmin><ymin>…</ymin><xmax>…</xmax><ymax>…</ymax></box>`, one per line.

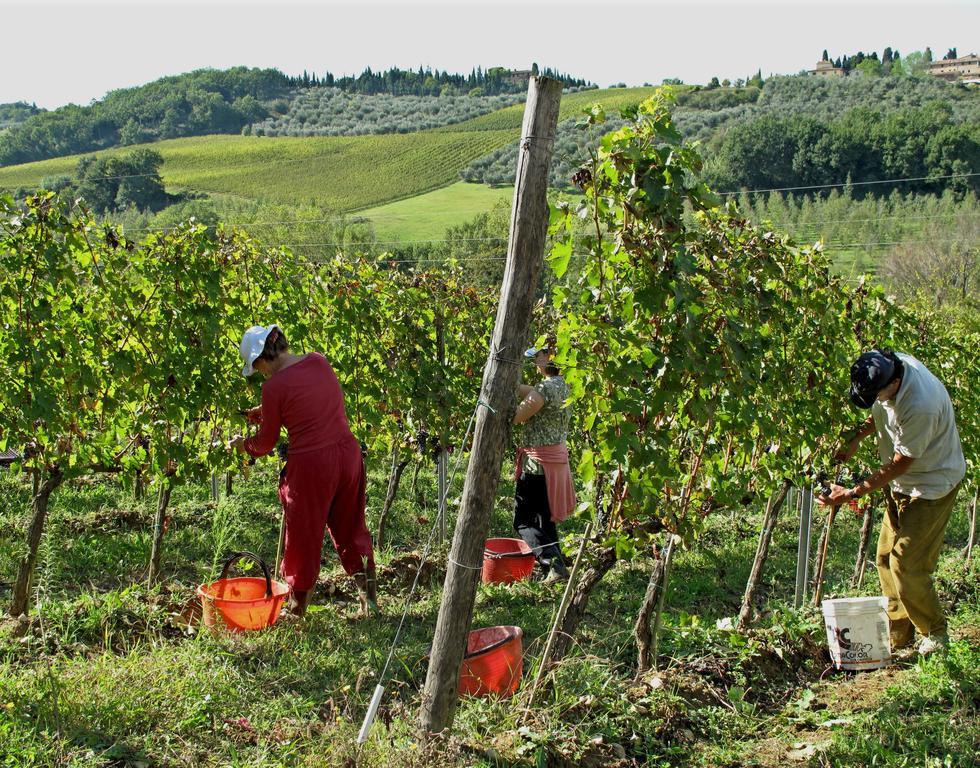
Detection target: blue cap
<box><xmin>850</xmin><ymin>350</ymin><xmax>902</xmax><ymax>408</ymax></box>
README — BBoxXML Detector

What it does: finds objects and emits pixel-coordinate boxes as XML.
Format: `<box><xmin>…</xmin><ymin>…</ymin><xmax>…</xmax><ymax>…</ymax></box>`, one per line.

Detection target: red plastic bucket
<box><xmin>482</xmin><ymin>538</ymin><xmax>535</xmax><ymax>584</ymax></box>
<box><xmin>458</xmin><ymin>625</ymin><xmax>524</xmax><ymax>697</ymax></box>
<box><xmin>197</xmin><ymin>551</ymin><xmax>290</xmax><ymax>632</ymax></box>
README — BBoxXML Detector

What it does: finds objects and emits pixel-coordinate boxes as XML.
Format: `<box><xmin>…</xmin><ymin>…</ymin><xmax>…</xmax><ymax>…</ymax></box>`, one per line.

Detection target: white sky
<box><xmin>1</xmin><ymin>0</ymin><xmax>977</xmax><ymax>109</ymax></box>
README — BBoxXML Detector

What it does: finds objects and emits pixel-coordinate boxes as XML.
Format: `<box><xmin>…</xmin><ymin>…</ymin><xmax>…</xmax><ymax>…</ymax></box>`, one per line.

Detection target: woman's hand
<box><xmin>228</xmin><ymin>435</ymin><xmax>247</xmax><ymax>454</ymax></box>
<box><xmin>244</xmin><ymin>407</ymin><xmax>263</xmax><ymax>425</ymax></box>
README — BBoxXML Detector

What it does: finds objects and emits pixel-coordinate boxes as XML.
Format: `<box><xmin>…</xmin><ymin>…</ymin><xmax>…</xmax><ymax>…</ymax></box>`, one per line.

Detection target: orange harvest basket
<box><xmin>458</xmin><ymin>625</ymin><xmax>524</xmax><ymax>698</ymax></box>
<box><xmin>482</xmin><ymin>538</ymin><xmax>535</xmax><ymax>584</ymax></box>
<box><xmin>197</xmin><ymin>551</ymin><xmax>290</xmax><ymax>632</ymax></box>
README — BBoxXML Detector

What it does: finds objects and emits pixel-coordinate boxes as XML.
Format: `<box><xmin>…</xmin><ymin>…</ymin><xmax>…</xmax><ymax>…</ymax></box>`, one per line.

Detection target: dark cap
<box><xmin>849</xmin><ymin>350</ymin><xmax>902</xmax><ymax>409</ymax></box>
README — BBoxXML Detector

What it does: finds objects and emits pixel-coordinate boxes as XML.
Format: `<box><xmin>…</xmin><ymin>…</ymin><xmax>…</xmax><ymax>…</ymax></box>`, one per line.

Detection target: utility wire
<box><xmin>719</xmin><ymin>171</ymin><xmax>979</xmax><ymax>197</ymax></box>
<box><xmin>119</xmin><ymin>208</ymin><xmax>980</xmax><ymax>237</ymax></box>
<box><xmin>3</xmin><ymin>167</ymin><xmax>975</xmax><ymax>199</ymax></box>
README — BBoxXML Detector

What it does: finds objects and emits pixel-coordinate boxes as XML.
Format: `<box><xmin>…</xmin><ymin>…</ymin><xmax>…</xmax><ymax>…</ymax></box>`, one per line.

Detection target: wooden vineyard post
<box><xmin>419</xmin><ymin>76</ymin><xmax>562</xmax><ymax>737</ymax></box>
<box><xmin>851</xmin><ymin>502</ymin><xmax>876</xmax><ymax>589</ymax></box>
<box><xmin>737</xmin><ymin>480</ymin><xmax>792</xmax><ymax>630</ymax></box>
<box><xmin>811</xmin><ymin>505</ymin><xmax>838</xmax><ymax>606</ymax></box>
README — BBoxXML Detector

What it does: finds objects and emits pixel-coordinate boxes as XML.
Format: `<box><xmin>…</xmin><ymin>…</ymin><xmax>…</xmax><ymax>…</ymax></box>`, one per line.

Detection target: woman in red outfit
<box><xmin>229</xmin><ymin>325</ymin><xmax>377</xmax><ymax>617</ymax></box>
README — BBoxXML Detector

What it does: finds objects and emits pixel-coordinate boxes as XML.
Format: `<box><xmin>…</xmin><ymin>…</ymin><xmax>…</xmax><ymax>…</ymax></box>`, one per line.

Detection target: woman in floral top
<box><xmin>513</xmin><ymin>346</ymin><xmax>577</xmax><ymax>580</ymax></box>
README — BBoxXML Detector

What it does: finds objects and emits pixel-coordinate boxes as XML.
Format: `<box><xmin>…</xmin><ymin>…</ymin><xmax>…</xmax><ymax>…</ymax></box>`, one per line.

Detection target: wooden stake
<box><xmin>737</xmin><ymin>480</ymin><xmax>792</xmax><ymax>630</ymax></box>
<box><xmin>377</xmin><ymin>445</ymin><xmax>410</xmax><ymax>549</ymax></box>
<box><xmin>147</xmin><ymin>482</ymin><xmax>173</xmax><ymax>585</ymax></box>
<box><xmin>437</xmin><ymin>450</ymin><xmax>448</xmax><ymax>545</ymax></box>
<box><xmin>966</xmin><ymin>488</ymin><xmax>978</xmax><ymax>563</ymax></box>
<box><xmin>419</xmin><ymin>76</ymin><xmax>562</xmax><ymax>736</ymax></box>
<box><xmin>524</xmin><ymin>522</ymin><xmax>593</xmax><ymax>718</ymax></box>
<box><xmin>811</xmin><ymin>505</ymin><xmax>838</xmax><ymax>606</ymax></box>
<box><xmin>650</xmin><ymin>535</ymin><xmax>681</xmax><ymax>671</ymax></box>
<box><xmin>851</xmin><ymin>502</ymin><xmax>876</xmax><ymax>590</ymax></box>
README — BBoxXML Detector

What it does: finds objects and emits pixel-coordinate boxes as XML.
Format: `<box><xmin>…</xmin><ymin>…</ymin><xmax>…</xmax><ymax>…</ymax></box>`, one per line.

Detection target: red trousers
<box><xmin>277</xmin><ymin>439</ymin><xmax>375</xmax><ymax>592</ymax></box>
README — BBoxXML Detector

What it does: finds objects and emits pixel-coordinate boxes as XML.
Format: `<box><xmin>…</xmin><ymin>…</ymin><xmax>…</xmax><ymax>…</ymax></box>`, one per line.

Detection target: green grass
<box><xmin>1</xmin><ymin>460</ymin><xmax>976</xmax><ymax>767</ymax></box>
<box><xmin>359</xmin><ymin>182</ymin><xmax>513</xmax><ymax>242</ymax></box>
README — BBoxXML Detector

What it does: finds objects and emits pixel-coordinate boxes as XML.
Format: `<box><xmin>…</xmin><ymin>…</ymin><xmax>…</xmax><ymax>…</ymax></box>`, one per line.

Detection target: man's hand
<box><xmin>817</xmin><ymin>483</ymin><xmax>853</xmax><ymax>508</ymax></box>
<box><xmin>228</xmin><ymin>435</ymin><xmax>246</xmax><ymax>454</ymax></box>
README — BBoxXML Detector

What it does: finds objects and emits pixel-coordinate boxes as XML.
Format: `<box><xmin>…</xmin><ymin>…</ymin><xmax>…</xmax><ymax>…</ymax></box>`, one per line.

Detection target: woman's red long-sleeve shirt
<box><xmin>243</xmin><ymin>353</ymin><xmax>355</xmax><ymax>458</ymax></box>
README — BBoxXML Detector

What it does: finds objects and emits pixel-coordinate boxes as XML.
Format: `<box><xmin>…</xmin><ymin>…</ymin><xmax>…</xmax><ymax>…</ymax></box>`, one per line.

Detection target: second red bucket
<box><xmin>482</xmin><ymin>538</ymin><xmax>535</xmax><ymax>583</ymax></box>
<box><xmin>458</xmin><ymin>625</ymin><xmax>524</xmax><ymax>697</ymax></box>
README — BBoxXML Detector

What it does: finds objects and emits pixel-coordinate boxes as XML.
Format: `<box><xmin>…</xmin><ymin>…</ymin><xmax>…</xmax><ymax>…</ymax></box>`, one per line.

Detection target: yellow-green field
<box><xmin>359</xmin><ymin>181</ymin><xmax>513</xmax><ymax>241</ymax></box>
<box><xmin>0</xmin><ymin>87</ymin><xmax>663</xmax><ymax>217</ymax></box>
<box><xmin>0</xmin><ymin>131</ymin><xmax>515</xmax><ymax>212</ymax></box>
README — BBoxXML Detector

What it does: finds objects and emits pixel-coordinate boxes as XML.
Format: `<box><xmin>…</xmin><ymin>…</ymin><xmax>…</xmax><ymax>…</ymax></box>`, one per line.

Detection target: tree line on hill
<box><xmin>291</xmin><ymin>64</ymin><xmax>588</xmax><ymax>96</ymax></box>
<box><xmin>0</xmin><ymin>65</ymin><xmax>586</xmax><ymax>168</ymax></box>
<box><xmin>0</xmin><ymin>102</ymin><xmax>41</xmax><ymax>130</ymax></box>
<box><xmin>705</xmin><ymin>102</ymin><xmax>980</xmax><ymax>195</ymax></box>
<box><xmin>462</xmin><ymin>72</ymin><xmax>978</xmax><ymax>193</ymax></box>
<box><xmin>0</xmin><ymin>68</ymin><xmax>289</xmax><ymax>167</ymax></box>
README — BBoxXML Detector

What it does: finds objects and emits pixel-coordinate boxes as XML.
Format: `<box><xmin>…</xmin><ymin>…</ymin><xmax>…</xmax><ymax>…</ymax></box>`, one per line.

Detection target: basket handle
<box><xmin>219</xmin><ymin>551</ymin><xmax>273</xmax><ymax>598</ymax></box>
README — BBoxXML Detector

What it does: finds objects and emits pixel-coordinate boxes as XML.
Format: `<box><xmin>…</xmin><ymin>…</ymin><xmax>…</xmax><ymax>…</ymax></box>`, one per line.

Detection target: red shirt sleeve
<box><xmin>243</xmin><ymin>380</ymin><xmax>283</xmax><ymax>458</ymax></box>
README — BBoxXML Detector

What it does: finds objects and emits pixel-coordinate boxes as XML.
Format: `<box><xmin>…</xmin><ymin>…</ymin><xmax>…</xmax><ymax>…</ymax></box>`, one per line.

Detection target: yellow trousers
<box><xmin>876</xmin><ymin>482</ymin><xmax>960</xmax><ymax>645</ymax></box>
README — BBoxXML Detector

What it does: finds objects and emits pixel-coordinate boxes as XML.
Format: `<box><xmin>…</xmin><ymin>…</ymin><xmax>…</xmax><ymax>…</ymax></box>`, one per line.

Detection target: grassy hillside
<box><xmin>0</xmin><ymin>87</ymin><xmax>659</xmax><ymax>212</ymax></box>
<box><xmin>359</xmin><ymin>182</ymin><xmax>512</xmax><ymax>241</ymax></box>
<box><xmin>0</xmin><ymin>130</ymin><xmax>514</xmax><ymax>212</ymax></box>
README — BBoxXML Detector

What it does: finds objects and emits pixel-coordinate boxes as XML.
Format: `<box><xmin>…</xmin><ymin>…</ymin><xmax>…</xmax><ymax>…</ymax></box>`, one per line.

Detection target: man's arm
<box><xmin>834</xmin><ymin>415</ymin><xmax>876</xmax><ymax>462</ymax></box>
<box><xmin>818</xmin><ymin>452</ymin><xmax>915</xmax><ymax>507</ymax></box>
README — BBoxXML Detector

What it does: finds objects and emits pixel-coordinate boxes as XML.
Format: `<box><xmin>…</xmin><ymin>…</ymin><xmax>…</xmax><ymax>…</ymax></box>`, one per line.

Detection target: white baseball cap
<box><xmin>240</xmin><ymin>324</ymin><xmax>279</xmax><ymax>376</ymax></box>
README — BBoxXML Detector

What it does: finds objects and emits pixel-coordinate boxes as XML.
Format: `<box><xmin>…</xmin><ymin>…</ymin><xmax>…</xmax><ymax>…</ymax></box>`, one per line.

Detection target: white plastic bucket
<box><xmin>822</xmin><ymin>596</ymin><xmax>891</xmax><ymax>671</ymax></box>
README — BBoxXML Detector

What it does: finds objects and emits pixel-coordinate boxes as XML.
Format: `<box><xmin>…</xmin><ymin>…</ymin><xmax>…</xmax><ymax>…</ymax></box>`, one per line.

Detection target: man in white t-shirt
<box><xmin>819</xmin><ymin>350</ymin><xmax>966</xmax><ymax>656</ymax></box>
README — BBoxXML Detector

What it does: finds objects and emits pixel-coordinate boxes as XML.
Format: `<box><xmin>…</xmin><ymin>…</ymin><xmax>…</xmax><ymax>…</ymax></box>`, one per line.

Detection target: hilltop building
<box><xmin>502</xmin><ymin>70</ymin><xmax>534</xmax><ymax>86</ymax></box>
<box><xmin>810</xmin><ymin>59</ymin><xmax>846</xmax><ymax>77</ymax></box>
<box><xmin>927</xmin><ymin>54</ymin><xmax>980</xmax><ymax>83</ymax></box>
